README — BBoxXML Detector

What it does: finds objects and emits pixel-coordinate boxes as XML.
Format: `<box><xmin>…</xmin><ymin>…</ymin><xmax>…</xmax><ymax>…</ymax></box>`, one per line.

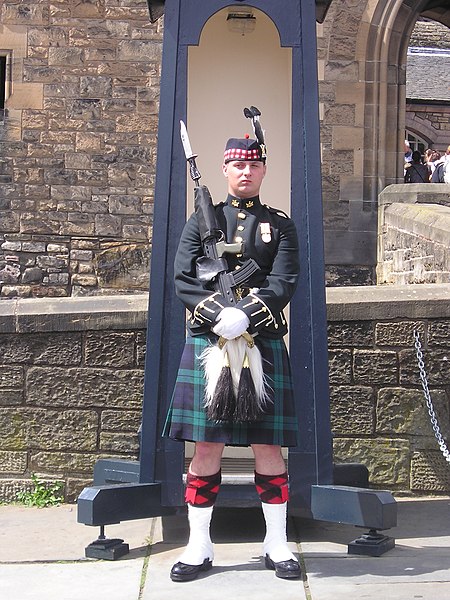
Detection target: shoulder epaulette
<box><xmin>264</xmin><ymin>204</ymin><xmax>290</xmax><ymax>219</ymax></box>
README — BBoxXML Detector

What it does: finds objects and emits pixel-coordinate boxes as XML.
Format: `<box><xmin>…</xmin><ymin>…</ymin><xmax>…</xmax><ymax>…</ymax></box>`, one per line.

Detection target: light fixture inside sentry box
<box><xmin>227</xmin><ymin>8</ymin><xmax>256</xmax><ymax>35</ymax></box>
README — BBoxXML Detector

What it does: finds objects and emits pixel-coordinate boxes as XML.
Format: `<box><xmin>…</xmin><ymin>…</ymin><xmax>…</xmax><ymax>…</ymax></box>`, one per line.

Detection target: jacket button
<box><xmin>237</xmin><ymin>212</ymin><xmax>246</xmax><ymax>219</ymax></box>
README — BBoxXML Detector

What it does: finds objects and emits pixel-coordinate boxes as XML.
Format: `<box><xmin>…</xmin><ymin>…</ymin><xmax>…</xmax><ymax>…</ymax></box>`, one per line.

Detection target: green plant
<box><xmin>16</xmin><ymin>474</ymin><xmax>64</xmax><ymax>508</ymax></box>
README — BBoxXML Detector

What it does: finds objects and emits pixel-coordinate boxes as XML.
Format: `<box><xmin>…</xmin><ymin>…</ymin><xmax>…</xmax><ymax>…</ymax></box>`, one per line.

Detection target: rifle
<box><xmin>179</xmin><ymin>120</ymin><xmax>260</xmax><ymax>307</ymax></box>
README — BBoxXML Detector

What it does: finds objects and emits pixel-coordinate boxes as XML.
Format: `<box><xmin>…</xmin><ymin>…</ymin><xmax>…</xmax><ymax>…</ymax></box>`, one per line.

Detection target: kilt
<box><xmin>164</xmin><ymin>334</ymin><xmax>298</xmax><ymax>447</ymax></box>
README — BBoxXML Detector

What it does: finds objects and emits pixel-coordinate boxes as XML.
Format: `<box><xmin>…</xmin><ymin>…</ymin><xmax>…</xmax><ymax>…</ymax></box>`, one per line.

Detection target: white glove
<box><xmin>212</xmin><ymin>307</ymin><xmax>250</xmax><ymax>340</ymax></box>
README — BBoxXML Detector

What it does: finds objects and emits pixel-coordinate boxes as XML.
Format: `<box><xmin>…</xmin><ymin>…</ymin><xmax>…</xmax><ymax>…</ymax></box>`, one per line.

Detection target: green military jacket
<box><xmin>174</xmin><ymin>194</ymin><xmax>300</xmax><ymax>339</ymax></box>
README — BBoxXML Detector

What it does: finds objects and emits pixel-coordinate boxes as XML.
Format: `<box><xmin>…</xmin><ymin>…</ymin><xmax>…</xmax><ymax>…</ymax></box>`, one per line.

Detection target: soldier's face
<box><xmin>222</xmin><ymin>160</ymin><xmax>266</xmax><ymax>198</ymax></box>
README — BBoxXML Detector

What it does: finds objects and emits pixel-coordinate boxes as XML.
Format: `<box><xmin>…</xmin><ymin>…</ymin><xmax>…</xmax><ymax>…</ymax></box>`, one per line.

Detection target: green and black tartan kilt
<box><xmin>164</xmin><ymin>334</ymin><xmax>299</xmax><ymax>447</ymax></box>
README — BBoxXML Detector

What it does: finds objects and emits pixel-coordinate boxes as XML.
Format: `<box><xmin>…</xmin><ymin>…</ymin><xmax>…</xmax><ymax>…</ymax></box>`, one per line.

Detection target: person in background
<box><xmin>404</xmin><ymin>140</ymin><xmax>413</xmax><ymax>176</ymax></box>
<box><xmin>404</xmin><ymin>150</ymin><xmax>430</xmax><ymax>183</ymax></box>
<box><xmin>431</xmin><ymin>145</ymin><xmax>450</xmax><ymax>183</ymax></box>
<box><xmin>424</xmin><ymin>149</ymin><xmax>440</xmax><ymax>179</ymax></box>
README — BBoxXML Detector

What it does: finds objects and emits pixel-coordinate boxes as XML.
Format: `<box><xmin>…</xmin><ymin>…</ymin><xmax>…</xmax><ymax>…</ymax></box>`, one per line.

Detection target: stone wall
<box><xmin>377</xmin><ymin>184</ymin><xmax>450</xmax><ymax>284</ymax></box>
<box><xmin>0</xmin><ymin>0</ymin><xmax>159</xmax><ymax>298</ymax></box>
<box><xmin>1</xmin><ymin>286</ymin><xmax>450</xmax><ymax>503</ymax></box>
<box><xmin>410</xmin><ymin>18</ymin><xmax>450</xmax><ymax>49</ymax></box>
<box><xmin>405</xmin><ymin>104</ymin><xmax>450</xmax><ymax>154</ymax></box>
<box><xmin>0</xmin><ymin>295</ymin><xmax>148</xmax><ymax>502</ymax></box>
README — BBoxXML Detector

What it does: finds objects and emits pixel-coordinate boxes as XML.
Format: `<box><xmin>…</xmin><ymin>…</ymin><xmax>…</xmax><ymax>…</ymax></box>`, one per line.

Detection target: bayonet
<box><xmin>180</xmin><ymin>120</ymin><xmax>201</xmax><ymax>184</ymax></box>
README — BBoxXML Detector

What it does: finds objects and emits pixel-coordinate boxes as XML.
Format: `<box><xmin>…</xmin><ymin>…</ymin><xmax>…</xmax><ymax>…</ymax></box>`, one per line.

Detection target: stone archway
<box><xmin>318</xmin><ymin>0</ymin><xmax>448</xmax><ymax>283</ymax></box>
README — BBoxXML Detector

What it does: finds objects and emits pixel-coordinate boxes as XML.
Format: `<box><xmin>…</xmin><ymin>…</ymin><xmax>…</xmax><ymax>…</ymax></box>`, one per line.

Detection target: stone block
<box><xmin>117</xmin><ymin>40</ymin><xmax>162</xmax><ymax>62</ymax></box>
<box><xmin>377</xmin><ymin>387</ymin><xmax>449</xmax><ymax>437</ymax></box>
<box><xmin>70</xmin><ymin>274</ymin><xmax>97</xmax><ymax>286</ymax></box>
<box><xmin>333</xmin><ymin>437</ymin><xmax>410</xmax><ymax>487</ymax></box>
<box><xmin>0</xmin><ymin>333</ymin><xmax>82</xmax><ymax>365</ymax></box>
<box><xmin>67</xmin><ymin>99</ymin><xmax>102</xmax><ymax>120</ymax></box>
<box><xmin>36</xmin><ymin>255</ymin><xmax>68</xmax><ymax>270</ymax></box>
<box><xmin>2</xmin><ymin>4</ymin><xmax>48</xmax><ymax>25</ymax></box>
<box><xmin>26</xmin><ymin>366</ymin><xmax>144</xmax><ymax>409</ymax></box>
<box><xmin>108</xmin><ymin>164</ymin><xmax>137</xmax><ymax>186</ymax></box>
<box><xmin>48</xmin><ymin>273</ymin><xmax>69</xmax><ymax>285</ymax></box>
<box><xmin>60</xmin><ymin>221</ymin><xmax>95</xmax><ymax>237</ymax></box>
<box><xmin>47</xmin><ymin>244</ymin><xmax>69</xmax><ymax>253</ymax></box>
<box><xmin>101</xmin><ymin>409</ymin><xmax>141</xmax><ymax>432</ymax></box>
<box><xmin>115</xmin><ymin>114</ymin><xmax>158</xmax><ymax>133</ymax></box>
<box><xmin>80</xmin><ymin>75</ymin><xmax>113</xmax><ymax>98</ymax></box>
<box><xmin>1</xmin><ymin>287</ymin><xmax>32</xmax><ymax>299</ymax></box>
<box><xmin>43</xmin><ymin>168</ymin><xmax>78</xmax><ymax>186</ymax></box>
<box><xmin>22</xmin><ymin>267</ymin><xmax>44</xmax><ymax>284</ymax></box>
<box><xmin>324</xmin><ymin>60</ymin><xmax>359</xmax><ymax>82</ymax></box>
<box><xmin>94</xmin><ymin>214</ymin><xmax>122</xmax><ymax>236</ymax></box>
<box><xmin>328</xmin><ymin>349</ymin><xmax>352</xmax><ymax>384</ymax></box>
<box><xmin>0</xmin><ymin>408</ymin><xmax>27</xmax><ymax>449</ymax></box>
<box><xmin>76</xmin><ymin>132</ymin><xmax>103</xmax><ymax>152</ymax></box>
<box><xmin>353</xmin><ymin>350</ymin><xmax>398</xmax><ymax>385</ymax></box>
<box><xmin>122</xmin><ymin>223</ymin><xmax>150</xmax><ymax>242</ymax></box>
<box><xmin>1</xmin><ymin>241</ymin><xmax>21</xmax><ymax>251</ymax></box>
<box><xmin>66</xmin><ymin>478</ymin><xmax>93</xmax><ymax>503</ymax></box>
<box><xmin>428</xmin><ymin>320</ymin><xmax>450</xmax><ymax>348</ymax></box>
<box><xmin>0</xmin><ymin>479</ymin><xmax>33</xmax><ymax>503</ymax></box>
<box><xmin>30</xmin><ymin>451</ymin><xmax>97</xmax><ymax>474</ymax></box>
<box><xmin>0</xmin><ymin>211</ymin><xmax>19</xmax><ymax>231</ymax></box>
<box><xmin>332</xmin><ymin>125</ymin><xmax>363</xmax><ymax>151</ymax></box>
<box><xmin>94</xmin><ymin>243</ymin><xmax>150</xmax><ymax>288</ymax></box>
<box><xmin>99</xmin><ymin>431</ymin><xmax>140</xmax><ymax>453</ymax></box>
<box><xmin>0</xmin><ymin>389</ymin><xmax>23</xmax><ymax>405</ymax></box>
<box><xmin>70</xmin><ymin>249</ymin><xmax>93</xmax><ymax>261</ymax></box>
<box><xmin>48</xmin><ymin>47</ymin><xmax>84</xmax><ymax>66</ymax></box>
<box><xmin>109</xmin><ymin>195</ymin><xmax>141</xmax><ymax>215</ymax></box>
<box><xmin>0</xmin><ymin>366</ymin><xmax>24</xmax><ymax>388</ymax></box>
<box><xmin>64</xmin><ymin>152</ymin><xmax>92</xmax><ymax>170</ymax></box>
<box><xmin>22</xmin><ymin>242</ymin><xmax>46</xmax><ymax>252</ymax></box>
<box><xmin>330</xmin><ymin>385</ymin><xmax>375</xmax><ymax>434</ymax></box>
<box><xmin>327</xmin><ymin>321</ymin><xmax>374</xmax><ymax>347</ymax></box>
<box><xmin>375</xmin><ymin>321</ymin><xmax>425</xmax><ymax>346</ymax></box>
<box><xmin>411</xmin><ymin>451</ymin><xmax>450</xmax><ymax>492</ymax></box>
<box><xmin>0</xmin><ymin>263</ymin><xmax>21</xmax><ymax>284</ymax></box>
<box><xmin>0</xmin><ymin>450</ymin><xmax>27</xmax><ymax>473</ymax></box>
<box><xmin>85</xmin><ymin>331</ymin><xmax>135</xmax><ymax>368</ymax></box>
<box><xmin>399</xmin><ymin>349</ymin><xmax>450</xmax><ymax>386</ymax></box>
<box><xmin>26</xmin><ymin>408</ymin><xmax>98</xmax><ymax>451</ymax></box>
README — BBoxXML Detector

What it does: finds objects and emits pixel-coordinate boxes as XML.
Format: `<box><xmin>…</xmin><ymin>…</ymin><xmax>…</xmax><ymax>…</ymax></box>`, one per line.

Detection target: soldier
<box><xmin>165</xmin><ymin>135</ymin><xmax>301</xmax><ymax>581</ymax></box>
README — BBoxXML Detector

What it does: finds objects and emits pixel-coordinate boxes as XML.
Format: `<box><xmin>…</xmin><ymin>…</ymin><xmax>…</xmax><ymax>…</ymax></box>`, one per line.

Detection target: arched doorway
<box><xmin>318</xmin><ymin>0</ymin><xmax>450</xmax><ymax>284</ymax></box>
<box><xmin>405</xmin><ymin>17</ymin><xmax>450</xmax><ymax>154</ymax></box>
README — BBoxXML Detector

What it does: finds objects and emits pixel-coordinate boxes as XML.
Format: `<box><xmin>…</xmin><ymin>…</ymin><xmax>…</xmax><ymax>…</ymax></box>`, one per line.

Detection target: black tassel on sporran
<box><xmin>234</xmin><ymin>353</ymin><xmax>264</xmax><ymax>422</ymax></box>
<box><xmin>206</xmin><ymin>351</ymin><xmax>236</xmax><ymax>422</ymax></box>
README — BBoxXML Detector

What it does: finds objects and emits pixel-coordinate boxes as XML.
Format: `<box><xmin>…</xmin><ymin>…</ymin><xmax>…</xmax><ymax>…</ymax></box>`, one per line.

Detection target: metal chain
<box><xmin>413</xmin><ymin>330</ymin><xmax>450</xmax><ymax>463</ymax></box>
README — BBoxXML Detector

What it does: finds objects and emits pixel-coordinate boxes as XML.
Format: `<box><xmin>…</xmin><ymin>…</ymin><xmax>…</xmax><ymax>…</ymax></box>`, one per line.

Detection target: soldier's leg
<box><xmin>252</xmin><ymin>444</ymin><xmax>301</xmax><ymax>580</ymax></box>
<box><xmin>170</xmin><ymin>441</ymin><xmax>224</xmax><ymax>582</ymax></box>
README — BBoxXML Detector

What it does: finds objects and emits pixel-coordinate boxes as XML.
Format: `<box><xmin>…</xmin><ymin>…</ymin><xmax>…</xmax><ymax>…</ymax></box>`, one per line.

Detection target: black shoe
<box><xmin>170</xmin><ymin>557</ymin><xmax>213</xmax><ymax>582</ymax></box>
<box><xmin>265</xmin><ymin>554</ymin><xmax>301</xmax><ymax>579</ymax></box>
